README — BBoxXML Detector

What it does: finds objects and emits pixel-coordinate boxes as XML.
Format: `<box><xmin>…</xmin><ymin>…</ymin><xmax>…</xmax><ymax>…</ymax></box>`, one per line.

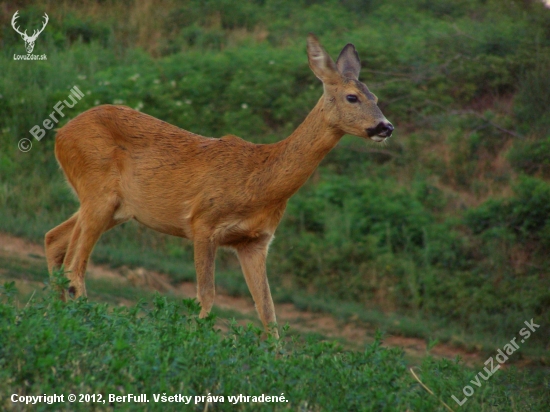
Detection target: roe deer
<box><xmin>45</xmin><ymin>34</ymin><xmax>393</xmax><ymax>337</ymax></box>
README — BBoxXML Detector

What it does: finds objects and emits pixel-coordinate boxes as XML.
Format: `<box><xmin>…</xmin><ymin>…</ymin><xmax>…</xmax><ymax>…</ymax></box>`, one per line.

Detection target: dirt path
<box><xmin>0</xmin><ymin>232</ymin><xmax>482</xmax><ymax>364</ymax></box>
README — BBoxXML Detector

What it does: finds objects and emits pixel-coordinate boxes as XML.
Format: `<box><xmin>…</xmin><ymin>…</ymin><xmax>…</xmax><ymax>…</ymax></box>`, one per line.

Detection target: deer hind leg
<box><xmin>194</xmin><ymin>239</ymin><xmax>218</xmax><ymax>318</ymax></box>
<box><xmin>45</xmin><ymin>212</ymin><xmax>79</xmax><ymax>274</ymax></box>
<box><xmin>236</xmin><ymin>237</ymin><xmax>278</xmax><ymax>338</ymax></box>
<box><xmin>63</xmin><ymin>197</ymin><xmax>119</xmax><ymax>299</ymax></box>
<box><xmin>45</xmin><ymin>212</ymin><xmax>79</xmax><ymax>300</ymax></box>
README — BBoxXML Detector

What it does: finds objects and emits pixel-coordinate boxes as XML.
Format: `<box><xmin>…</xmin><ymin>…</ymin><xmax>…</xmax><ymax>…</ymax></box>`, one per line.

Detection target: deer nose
<box><xmin>367</xmin><ymin>122</ymin><xmax>394</xmax><ymax>138</ymax></box>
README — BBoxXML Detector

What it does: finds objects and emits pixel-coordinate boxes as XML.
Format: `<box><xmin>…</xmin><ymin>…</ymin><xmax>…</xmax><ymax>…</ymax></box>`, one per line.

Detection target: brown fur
<box><xmin>45</xmin><ymin>35</ymin><xmax>393</xmax><ymax>337</ymax></box>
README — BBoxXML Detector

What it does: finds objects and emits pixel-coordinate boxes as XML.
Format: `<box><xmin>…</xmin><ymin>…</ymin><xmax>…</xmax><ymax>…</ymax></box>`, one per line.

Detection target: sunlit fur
<box><xmin>44</xmin><ymin>34</ymin><xmax>392</xmax><ymax>338</ymax></box>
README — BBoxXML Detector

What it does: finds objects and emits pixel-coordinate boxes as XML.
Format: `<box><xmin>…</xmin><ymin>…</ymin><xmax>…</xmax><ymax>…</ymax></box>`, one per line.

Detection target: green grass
<box><xmin>1</xmin><ymin>279</ymin><xmax>548</xmax><ymax>412</ymax></box>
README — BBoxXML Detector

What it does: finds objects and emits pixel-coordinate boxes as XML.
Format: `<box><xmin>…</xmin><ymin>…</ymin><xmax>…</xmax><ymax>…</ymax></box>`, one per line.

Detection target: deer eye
<box><xmin>346</xmin><ymin>95</ymin><xmax>358</xmax><ymax>103</ymax></box>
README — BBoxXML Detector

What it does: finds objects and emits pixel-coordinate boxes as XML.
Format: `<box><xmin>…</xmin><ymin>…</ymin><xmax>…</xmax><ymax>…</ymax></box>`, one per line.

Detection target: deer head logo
<box><xmin>11</xmin><ymin>11</ymin><xmax>49</xmax><ymax>54</ymax></box>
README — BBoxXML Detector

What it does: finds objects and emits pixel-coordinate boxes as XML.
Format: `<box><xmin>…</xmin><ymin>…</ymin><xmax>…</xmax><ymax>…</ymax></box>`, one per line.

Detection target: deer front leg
<box><xmin>236</xmin><ymin>237</ymin><xmax>279</xmax><ymax>338</ymax></box>
<box><xmin>194</xmin><ymin>239</ymin><xmax>217</xmax><ymax>318</ymax></box>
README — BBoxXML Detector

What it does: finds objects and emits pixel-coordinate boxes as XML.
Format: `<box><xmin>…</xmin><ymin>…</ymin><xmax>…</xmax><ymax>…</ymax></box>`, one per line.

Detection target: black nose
<box><xmin>367</xmin><ymin>122</ymin><xmax>394</xmax><ymax>138</ymax></box>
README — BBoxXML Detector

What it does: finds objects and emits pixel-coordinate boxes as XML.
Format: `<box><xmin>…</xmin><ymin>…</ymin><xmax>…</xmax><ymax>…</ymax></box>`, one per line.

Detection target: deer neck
<box><xmin>263</xmin><ymin>96</ymin><xmax>343</xmax><ymax>200</ymax></box>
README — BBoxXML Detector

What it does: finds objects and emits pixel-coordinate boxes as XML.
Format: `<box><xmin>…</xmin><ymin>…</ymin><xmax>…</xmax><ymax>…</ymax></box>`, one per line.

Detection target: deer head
<box><xmin>12</xmin><ymin>11</ymin><xmax>49</xmax><ymax>54</ymax></box>
<box><xmin>307</xmin><ymin>34</ymin><xmax>393</xmax><ymax>142</ymax></box>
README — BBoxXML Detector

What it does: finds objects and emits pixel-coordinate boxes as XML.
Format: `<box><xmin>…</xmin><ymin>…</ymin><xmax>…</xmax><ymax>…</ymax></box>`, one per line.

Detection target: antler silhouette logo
<box><xmin>11</xmin><ymin>10</ymin><xmax>49</xmax><ymax>54</ymax></box>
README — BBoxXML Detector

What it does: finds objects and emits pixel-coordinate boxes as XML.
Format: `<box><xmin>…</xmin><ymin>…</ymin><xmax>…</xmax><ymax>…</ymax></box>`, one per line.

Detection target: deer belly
<box><xmin>126</xmin><ymin>203</ymin><xmax>192</xmax><ymax>239</ymax></box>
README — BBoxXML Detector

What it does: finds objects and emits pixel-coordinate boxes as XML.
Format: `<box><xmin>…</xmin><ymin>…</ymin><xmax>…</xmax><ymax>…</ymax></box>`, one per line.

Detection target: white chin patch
<box><xmin>370</xmin><ymin>136</ymin><xmax>386</xmax><ymax>143</ymax></box>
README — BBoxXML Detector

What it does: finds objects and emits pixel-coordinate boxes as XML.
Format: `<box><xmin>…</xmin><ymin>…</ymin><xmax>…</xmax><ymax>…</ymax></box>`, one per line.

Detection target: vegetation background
<box><xmin>0</xmin><ymin>0</ymin><xmax>549</xmax><ymax>410</ymax></box>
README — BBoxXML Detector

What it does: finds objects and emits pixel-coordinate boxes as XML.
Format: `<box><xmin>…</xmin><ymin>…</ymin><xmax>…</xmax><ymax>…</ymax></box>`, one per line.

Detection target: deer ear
<box><xmin>307</xmin><ymin>34</ymin><xmax>339</xmax><ymax>85</ymax></box>
<box><xmin>336</xmin><ymin>44</ymin><xmax>361</xmax><ymax>80</ymax></box>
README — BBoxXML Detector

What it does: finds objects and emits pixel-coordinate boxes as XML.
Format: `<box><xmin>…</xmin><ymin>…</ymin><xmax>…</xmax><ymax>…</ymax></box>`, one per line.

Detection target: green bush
<box><xmin>466</xmin><ymin>175</ymin><xmax>550</xmax><ymax>246</ymax></box>
<box><xmin>508</xmin><ymin>136</ymin><xmax>550</xmax><ymax>177</ymax></box>
<box><xmin>514</xmin><ymin>64</ymin><xmax>550</xmax><ymax>136</ymax></box>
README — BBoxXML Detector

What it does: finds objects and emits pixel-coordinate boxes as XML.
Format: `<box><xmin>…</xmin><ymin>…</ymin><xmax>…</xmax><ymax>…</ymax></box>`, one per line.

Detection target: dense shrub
<box><xmin>508</xmin><ymin>136</ymin><xmax>550</xmax><ymax>177</ymax></box>
<box><xmin>514</xmin><ymin>64</ymin><xmax>550</xmax><ymax>136</ymax></box>
<box><xmin>465</xmin><ymin>175</ymin><xmax>550</xmax><ymax>247</ymax></box>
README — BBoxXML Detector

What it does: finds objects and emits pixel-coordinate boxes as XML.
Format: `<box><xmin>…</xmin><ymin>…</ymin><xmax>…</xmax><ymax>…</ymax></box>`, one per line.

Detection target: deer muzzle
<box><xmin>367</xmin><ymin>121</ymin><xmax>394</xmax><ymax>139</ymax></box>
